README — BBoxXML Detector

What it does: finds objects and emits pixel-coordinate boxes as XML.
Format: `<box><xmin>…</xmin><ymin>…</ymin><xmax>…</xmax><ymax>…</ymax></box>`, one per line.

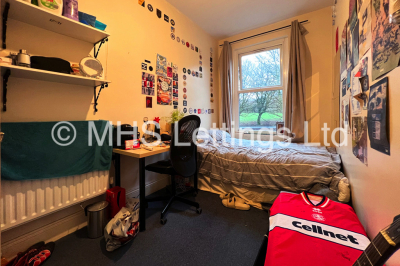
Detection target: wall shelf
<box><xmin>1</xmin><ymin>64</ymin><xmax>111</xmax><ymax>112</ymax></box>
<box><xmin>0</xmin><ymin>65</ymin><xmax>110</xmax><ymax>86</ymax></box>
<box><xmin>2</xmin><ymin>0</ymin><xmax>110</xmax><ymax>44</ymax></box>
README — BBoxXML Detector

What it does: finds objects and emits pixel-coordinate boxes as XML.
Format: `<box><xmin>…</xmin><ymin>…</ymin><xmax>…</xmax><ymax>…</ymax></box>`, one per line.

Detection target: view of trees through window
<box><xmin>239</xmin><ymin>48</ymin><xmax>283</xmax><ymax>130</ymax></box>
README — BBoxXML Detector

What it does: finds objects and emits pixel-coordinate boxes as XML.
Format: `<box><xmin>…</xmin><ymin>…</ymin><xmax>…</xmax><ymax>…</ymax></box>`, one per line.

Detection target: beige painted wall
<box><xmin>218</xmin><ymin>7</ymin><xmax>334</xmax><ymax>145</ymax></box>
<box><xmin>334</xmin><ymin>1</ymin><xmax>400</xmax><ymax>265</ymax></box>
<box><xmin>0</xmin><ymin>0</ymin><xmax>218</xmax><ymax>254</ymax></box>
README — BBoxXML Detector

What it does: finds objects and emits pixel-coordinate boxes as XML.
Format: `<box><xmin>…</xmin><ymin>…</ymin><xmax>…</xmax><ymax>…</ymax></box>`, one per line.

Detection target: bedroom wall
<box><xmin>218</xmin><ymin>7</ymin><xmax>334</xmax><ymax>145</ymax></box>
<box><xmin>0</xmin><ymin>0</ymin><xmax>219</xmax><ymax>258</ymax></box>
<box><xmin>334</xmin><ymin>1</ymin><xmax>400</xmax><ymax>265</ymax></box>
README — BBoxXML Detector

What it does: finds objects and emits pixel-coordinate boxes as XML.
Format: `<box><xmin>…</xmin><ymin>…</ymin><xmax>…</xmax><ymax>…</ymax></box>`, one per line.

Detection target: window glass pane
<box><xmin>239</xmin><ymin>90</ymin><xmax>283</xmax><ymax>130</ymax></box>
<box><xmin>241</xmin><ymin>48</ymin><xmax>281</xmax><ymax>89</ymax></box>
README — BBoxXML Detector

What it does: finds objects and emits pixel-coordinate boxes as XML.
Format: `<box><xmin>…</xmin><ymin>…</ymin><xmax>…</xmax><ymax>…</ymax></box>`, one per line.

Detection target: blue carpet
<box><xmin>48</xmin><ymin>190</ymin><xmax>269</xmax><ymax>266</ymax></box>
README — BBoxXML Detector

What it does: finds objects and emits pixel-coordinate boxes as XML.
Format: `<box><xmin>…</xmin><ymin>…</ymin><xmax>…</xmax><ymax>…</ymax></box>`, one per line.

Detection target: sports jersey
<box><xmin>264</xmin><ymin>192</ymin><xmax>370</xmax><ymax>266</ymax></box>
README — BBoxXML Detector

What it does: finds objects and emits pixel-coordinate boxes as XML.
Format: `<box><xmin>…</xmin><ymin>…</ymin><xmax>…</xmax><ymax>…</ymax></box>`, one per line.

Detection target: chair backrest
<box><xmin>170</xmin><ymin>115</ymin><xmax>201</xmax><ymax>177</ymax></box>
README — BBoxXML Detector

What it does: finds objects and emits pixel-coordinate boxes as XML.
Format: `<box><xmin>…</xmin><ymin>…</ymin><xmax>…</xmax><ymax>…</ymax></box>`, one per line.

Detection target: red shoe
<box><xmin>6</xmin><ymin>242</ymin><xmax>44</xmax><ymax>266</ymax></box>
<box><xmin>26</xmin><ymin>242</ymin><xmax>55</xmax><ymax>266</ymax></box>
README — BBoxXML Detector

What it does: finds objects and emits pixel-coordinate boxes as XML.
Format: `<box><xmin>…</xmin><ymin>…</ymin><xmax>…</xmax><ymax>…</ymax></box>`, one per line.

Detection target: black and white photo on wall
<box><xmin>368</xmin><ymin>77</ymin><xmax>390</xmax><ymax>155</ymax></box>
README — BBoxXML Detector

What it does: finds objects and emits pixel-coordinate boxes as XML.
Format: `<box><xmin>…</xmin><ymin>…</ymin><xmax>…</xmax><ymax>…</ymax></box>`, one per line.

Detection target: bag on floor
<box><xmin>104</xmin><ymin>198</ymin><xmax>140</xmax><ymax>252</ymax></box>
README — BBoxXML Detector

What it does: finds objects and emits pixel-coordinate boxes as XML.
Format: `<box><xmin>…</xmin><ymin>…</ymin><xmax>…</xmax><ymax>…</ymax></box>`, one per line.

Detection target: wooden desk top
<box><xmin>113</xmin><ymin>146</ymin><xmax>170</xmax><ymax>158</ymax></box>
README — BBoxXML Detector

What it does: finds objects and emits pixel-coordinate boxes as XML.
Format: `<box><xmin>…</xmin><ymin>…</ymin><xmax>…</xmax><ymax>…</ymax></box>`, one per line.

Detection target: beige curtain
<box><xmin>285</xmin><ymin>20</ymin><xmax>308</xmax><ymax>143</ymax></box>
<box><xmin>219</xmin><ymin>41</ymin><xmax>233</xmax><ymax>133</ymax></box>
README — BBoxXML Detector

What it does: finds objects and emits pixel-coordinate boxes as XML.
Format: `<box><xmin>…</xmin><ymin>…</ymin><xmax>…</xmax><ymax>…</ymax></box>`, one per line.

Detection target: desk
<box><xmin>113</xmin><ymin>146</ymin><xmax>170</xmax><ymax>232</ymax></box>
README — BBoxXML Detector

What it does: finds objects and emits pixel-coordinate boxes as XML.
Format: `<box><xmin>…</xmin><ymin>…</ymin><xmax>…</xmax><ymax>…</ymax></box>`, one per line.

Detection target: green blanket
<box><xmin>1</xmin><ymin>120</ymin><xmax>113</xmax><ymax>181</ymax></box>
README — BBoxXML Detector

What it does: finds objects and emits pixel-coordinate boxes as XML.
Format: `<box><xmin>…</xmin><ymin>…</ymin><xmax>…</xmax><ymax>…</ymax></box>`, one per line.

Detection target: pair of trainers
<box><xmin>6</xmin><ymin>242</ymin><xmax>55</xmax><ymax>266</ymax></box>
<box><xmin>220</xmin><ymin>193</ymin><xmax>250</xmax><ymax>211</ymax></box>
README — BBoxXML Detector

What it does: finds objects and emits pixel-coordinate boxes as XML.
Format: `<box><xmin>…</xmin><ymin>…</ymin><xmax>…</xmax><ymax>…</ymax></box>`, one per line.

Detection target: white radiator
<box><xmin>0</xmin><ymin>171</ymin><xmax>109</xmax><ymax>231</ymax></box>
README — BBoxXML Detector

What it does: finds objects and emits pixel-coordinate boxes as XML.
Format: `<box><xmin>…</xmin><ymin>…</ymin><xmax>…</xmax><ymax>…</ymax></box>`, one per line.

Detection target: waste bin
<box><xmin>85</xmin><ymin>201</ymin><xmax>109</xmax><ymax>238</ymax></box>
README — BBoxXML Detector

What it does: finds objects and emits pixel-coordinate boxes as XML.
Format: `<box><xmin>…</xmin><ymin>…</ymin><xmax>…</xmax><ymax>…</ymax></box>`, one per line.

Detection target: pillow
<box><xmin>208</xmin><ymin>130</ymin><xmax>231</xmax><ymax>141</ymax></box>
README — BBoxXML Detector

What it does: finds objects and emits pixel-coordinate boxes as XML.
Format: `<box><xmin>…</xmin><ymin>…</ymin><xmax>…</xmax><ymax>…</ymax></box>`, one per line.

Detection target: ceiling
<box><xmin>165</xmin><ymin>0</ymin><xmax>333</xmax><ymax>39</ymax></box>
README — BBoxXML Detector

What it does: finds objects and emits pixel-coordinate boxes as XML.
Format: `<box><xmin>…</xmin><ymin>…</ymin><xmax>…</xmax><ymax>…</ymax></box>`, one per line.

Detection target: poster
<box><xmin>368</xmin><ymin>77</ymin><xmax>390</xmax><ymax>155</ymax></box>
<box><xmin>351</xmin><ymin>20</ymin><xmax>360</xmax><ymax>70</ymax></box>
<box><xmin>141</xmin><ymin>72</ymin><xmax>155</xmax><ymax>96</ymax></box>
<box><xmin>347</xmin><ymin>67</ymin><xmax>352</xmax><ymax>90</ymax></box>
<box><xmin>341</xmin><ymin>97</ymin><xmax>350</xmax><ymax>131</ymax></box>
<box><xmin>342</xmin><ymin>78</ymin><xmax>347</xmax><ymax>97</ymax></box>
<box><xmin>352</xmin><ymin>116</ymin><xmax>368</xmax><ymax>166</ymax></box>
<box><xmin>351</xmin><ymin>66</ymin><xmax>362</xmax><ymax>98</ymax></box>
<box><xmin>350</xmin><ymin>0</ymin><xmax>358</xmax><ymax>29</ymax></box>
<box><xmin>359</xmin><ymin>1</ymin><xmax>372</xmax><ymax>57</ymax></box>
<box><xmin>352</xmin><ymin>97</ymin><xmax>362</xmax><ymax>115</ymax></box>
<box><xmin>358</xmin><ymin>52</ymin><xmax>369</xmax><ymax>77</ymax></box>
<box><xmin>341</xmin><ymin>22</ymin><xmax>348</xmax><ymax>78</ymax></box>
<box><xmin>156</xmin><ymin>54</ymin><xmax>167</xmax><ymax>77</ymax></box>
<box><xmin>157</xmin><ymin>76</ymin><xmax>172</xmax><ymax>105</ymax></box>
<box><xmin>372</xmin><ymin>0</ymin><xmax>400</xmax><ymax>81</ymax></box>
<box><xmin>347</xmin><ymin>24</ymin><xmax>353</xmax><ymax>70</ymax></box>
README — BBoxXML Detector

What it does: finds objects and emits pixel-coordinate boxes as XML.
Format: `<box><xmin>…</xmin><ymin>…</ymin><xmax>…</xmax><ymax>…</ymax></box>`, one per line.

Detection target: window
<box><xmin>233</xmin><ymin>38</ymin><xmax>288</xmax><ymax>132</ymax></box>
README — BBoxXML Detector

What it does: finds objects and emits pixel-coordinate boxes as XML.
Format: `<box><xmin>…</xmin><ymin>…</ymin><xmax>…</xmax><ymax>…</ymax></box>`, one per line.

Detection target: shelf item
<box><xmin>0</xmin><ymin>64</ymin><xmax>110</xmax><ymax>112</ymax></box>
<box><xmin>2</xmin><ymin>0</ymin><xmax>110</xmax><ymax>44</ymax></box>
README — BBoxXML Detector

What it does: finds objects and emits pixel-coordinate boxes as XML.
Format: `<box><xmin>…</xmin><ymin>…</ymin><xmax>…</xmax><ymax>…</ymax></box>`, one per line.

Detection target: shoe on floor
<box><xmin>220</xmin><ymin>193</ymin><xmax>247</xmax><ymax>205</ymax></box>
<box><xmin>222</xmin><ymin>196</ymin><xmax>250</xmax><ymax>211</ymax></box>
<box><xmin>6</xmin><ymin>242</ymin><xmax>45</xmax><ymax>266</ymax></box>
<box><xmin>27</xmin><ymin>242</ymin><xmax>55</xmax><ymax>266</ymax></box>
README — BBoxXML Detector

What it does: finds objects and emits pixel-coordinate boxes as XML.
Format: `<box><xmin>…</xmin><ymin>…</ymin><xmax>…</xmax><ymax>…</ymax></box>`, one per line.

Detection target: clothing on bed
<box><xmin>265</xmin><ymin>192</ymin><xmax>369</xmax><ymax>266</ymax></box>
<box><xmin>197</xmin><ymin>131</ymin><xmax>350</xmax><ymax>203</ymax></box>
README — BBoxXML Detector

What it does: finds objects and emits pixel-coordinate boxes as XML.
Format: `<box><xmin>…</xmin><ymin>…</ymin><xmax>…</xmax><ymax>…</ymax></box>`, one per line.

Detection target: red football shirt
<box><xmin>265</xmin><ymin>192</ymin><xmax>370</xmax><ymax>266</ymax></box>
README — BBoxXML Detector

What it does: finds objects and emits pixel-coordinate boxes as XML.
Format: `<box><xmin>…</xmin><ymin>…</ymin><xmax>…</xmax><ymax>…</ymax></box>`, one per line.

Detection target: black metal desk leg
<box><xmin>115</xmin><ymin>154</ymin><xmax>121</xmax><ymax>187</ymax></box>
<box><xmin>139</xmin><ymin>157</ymin><xmax>146</xmax><ymax>232</ymax></box>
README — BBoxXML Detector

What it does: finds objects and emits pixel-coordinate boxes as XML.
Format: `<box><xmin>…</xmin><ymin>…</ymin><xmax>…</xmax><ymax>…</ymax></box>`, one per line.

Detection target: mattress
<box><xmin>197</xmin><ymin>133</ymin><xmax>350</xmax><ymax>203</ymax></box>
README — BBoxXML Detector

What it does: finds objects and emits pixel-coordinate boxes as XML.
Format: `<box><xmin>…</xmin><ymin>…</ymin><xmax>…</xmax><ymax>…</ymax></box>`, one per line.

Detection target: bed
<box><xmin>196</xmin><ymin>130</ymin><xmax>350</xmax><ymax>208</ymax></box>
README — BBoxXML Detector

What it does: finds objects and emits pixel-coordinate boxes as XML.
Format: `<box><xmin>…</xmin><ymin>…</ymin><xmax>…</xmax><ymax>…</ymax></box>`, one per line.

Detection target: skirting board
<box><xmin>1</xmin><ymin>176</ymin><xmax>170</xmax><ymax>260</ymax></box>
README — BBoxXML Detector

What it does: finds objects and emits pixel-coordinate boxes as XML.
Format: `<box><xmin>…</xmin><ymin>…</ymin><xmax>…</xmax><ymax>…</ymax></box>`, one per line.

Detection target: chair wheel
<box><xmin>160</xmin><ymin>218</ymin><xmax>167</xmax><ymax>225</ymax></box>
<box><xmin>196</xmin><ymin>208</ymin><xmax>202</xmax><ymax>214</ymax></box>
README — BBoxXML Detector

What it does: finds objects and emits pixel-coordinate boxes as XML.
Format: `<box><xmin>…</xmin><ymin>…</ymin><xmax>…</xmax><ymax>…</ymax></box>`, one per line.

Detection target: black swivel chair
<box><xmin>145</xmin><ymin>115</ymin><xmax>202</xmax><ymax>225</ymax></box>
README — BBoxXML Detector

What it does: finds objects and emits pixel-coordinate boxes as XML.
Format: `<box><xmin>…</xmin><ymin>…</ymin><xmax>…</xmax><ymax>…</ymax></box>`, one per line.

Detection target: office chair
<box><xmin>145</xmin><ymin>115</ymin><xmax>202</xmax><ymax>225</ymax></box>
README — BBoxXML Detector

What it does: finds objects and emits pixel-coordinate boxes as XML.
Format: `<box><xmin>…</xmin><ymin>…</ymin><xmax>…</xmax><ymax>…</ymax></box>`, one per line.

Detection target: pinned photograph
<box><xmin>359</xmin><ymin>75</ymin><xmax>369</xmax><ymax>92</ymax></box>
<box><xmin>352</xmin><ymin>97</ymin><xmax>362</xmax><ymax>115</ymax></box>
<box><xmin>372</xmin><ymin>0</ymin><xmax>400</xmax><ymax>80</ymax></box>
<box><xmin>341</xmin><ymin>97</ymin><xmax>350</xmax><ymax>132</ymax></box>
<box><xmin>146</xmin><ymin>97</ymin><xmax>152</xmax><ymax>108</ymax></box>
<box><xmin>173</xmin><ymin>80</ymin><xmax>178</xmax><ymax>89</ymax></box>
<box><xmin>340</xmin><ymin>22</ymin><xmax>348</xmax><ymax>78</ymax></box>
<box><xmin>142</xmin><ymin>72</ymin><xmax>155</xmax><ymax>96</ymax></box>
<box><xmin>347</xmin><ymin>24</ymin><xmax>353</xmax><ymax>70</ymax></box>
<box><xmin>156</xmin><ymin>54</ymin><xmax>167</xmax><ymax>77</ymax></box>
<box><xmin>358</xmin><ymin>1</ymin><xmax>372</xmax><ymax>57</ymax></box>
<box><xmin>351</xmin><ymin>20</ymin><xmax>360</xmax><ymax>71</ymax></box>
<box><xmin>349</xmin><ymin>0</ymin><xmax>358</xmax><ymax>29</ymax></box>
<box><xmin>368</xmin><ymin>77</ymin><xmax>390</xmax><ymax>155</ymax></box>
<box><xmin>173</xmin><ymin>72</ymin><xmax>179</xmax><ymax>82</ymax></box>
<box><xmin>167</xmin><ymin>67</ymin><xmax>173</xmax><ymax>78</ymax></box>
<box><xmin>342</xmin><ymin>78</ymin><xmax>347</xmax><ymax>97</ymax></box>
<box><xmin>352</xmin><ymin>116</ymin><xmax>368</xmax><ymax>166</ymax></box>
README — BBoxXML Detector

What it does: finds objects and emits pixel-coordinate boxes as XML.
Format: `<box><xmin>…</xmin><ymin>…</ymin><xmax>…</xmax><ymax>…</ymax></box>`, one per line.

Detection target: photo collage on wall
<box><xmin>138</xmin><ymin>1</ymin><xmax>214</xmax><ymax>115</ymax></box>
<box><xmin>339</xmin><ymin>0</ymin><xmax>397</xmax><ymax>164</ymax></box>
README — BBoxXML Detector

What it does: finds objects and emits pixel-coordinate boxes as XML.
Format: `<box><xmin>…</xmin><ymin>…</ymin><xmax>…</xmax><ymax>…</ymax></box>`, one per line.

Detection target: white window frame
<box><xmin>232</xmin><ymin>37</ymin><xmax>289</xmax><ymax>133</ymax></box>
